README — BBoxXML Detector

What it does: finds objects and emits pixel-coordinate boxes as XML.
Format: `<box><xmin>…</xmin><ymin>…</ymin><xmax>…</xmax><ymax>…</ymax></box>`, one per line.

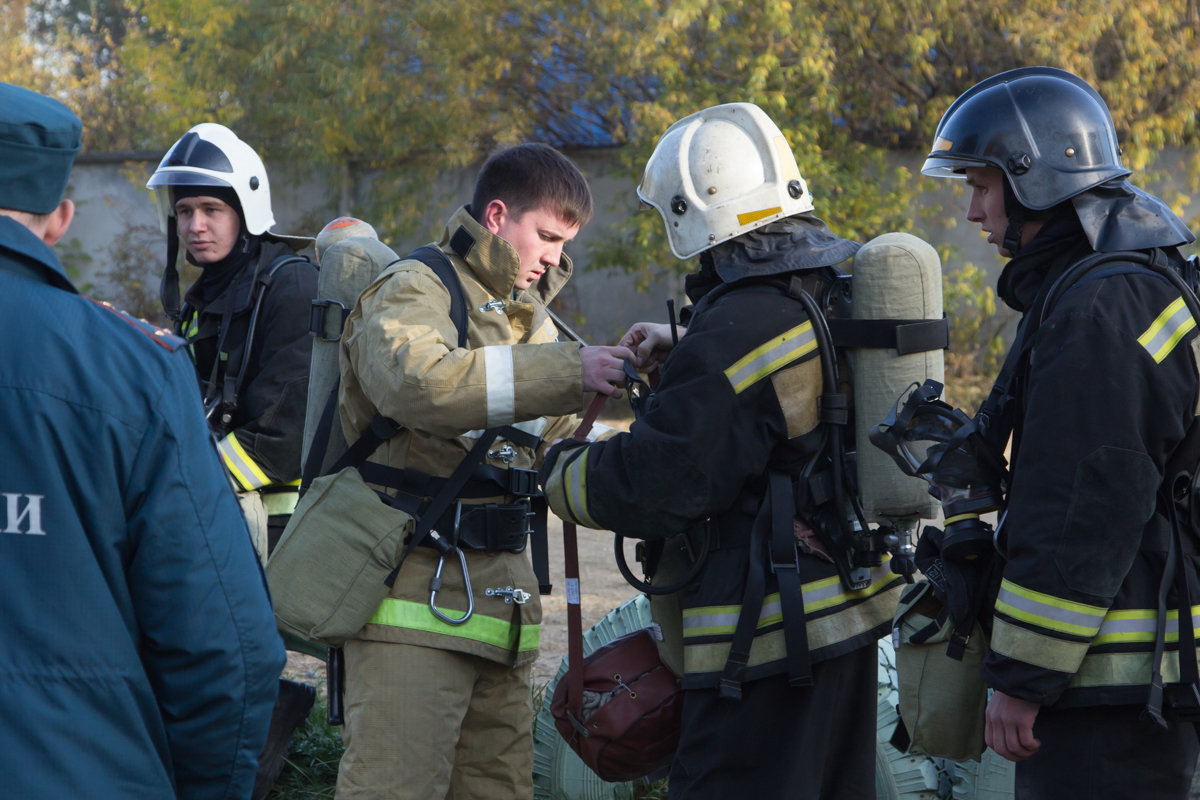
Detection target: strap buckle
<box><xmin>508</xmin><ymin>467</ymin><xmax>539</xmax><ymax>497</ymax></box>
<box><xmin>310</xmin><ymin>299</ymin><xmax>349</xmax><ymax>342</ymax></box>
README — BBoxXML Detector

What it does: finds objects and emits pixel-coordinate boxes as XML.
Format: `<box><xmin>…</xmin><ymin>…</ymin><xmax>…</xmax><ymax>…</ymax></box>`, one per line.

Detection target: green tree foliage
<box><xmin>14</xmin><ymin>1</ymin><xmax>1199</xmax><ymax>234</ymax></box>
<box><xmin>6</xmin><ymin>0</ymin><xmax>1200</xmax><ymax>395</ymax></box>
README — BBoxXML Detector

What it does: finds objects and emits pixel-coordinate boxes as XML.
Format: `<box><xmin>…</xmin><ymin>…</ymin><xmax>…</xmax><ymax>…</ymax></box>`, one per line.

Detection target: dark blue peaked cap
<box><xmin>0</xmin><ymin>83</ymin><xmax>82</xmax><ymax>214</ymax></box>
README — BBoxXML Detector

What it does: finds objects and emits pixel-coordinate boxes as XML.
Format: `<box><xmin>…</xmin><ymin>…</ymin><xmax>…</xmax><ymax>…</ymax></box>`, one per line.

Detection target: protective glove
<box><xmin>914</xmin><ymin>525</ymin><xmax>994</xmax><ymax>660</ymax></box>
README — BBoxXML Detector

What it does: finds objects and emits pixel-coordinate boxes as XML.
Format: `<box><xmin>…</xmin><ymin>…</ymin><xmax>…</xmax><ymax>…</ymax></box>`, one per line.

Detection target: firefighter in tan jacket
<box><xmin>334</xmin><ymin>143</ymin><xmax>631</xmax><ymax>800</ymax></box>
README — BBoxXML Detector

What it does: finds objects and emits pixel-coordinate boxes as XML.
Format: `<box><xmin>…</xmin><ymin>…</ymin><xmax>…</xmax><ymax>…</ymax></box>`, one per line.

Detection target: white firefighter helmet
<box><xmin>146</xmin><ymin>122</ymin><xmax>276</xmax><ymax>236</ymax></box>
<box><xmin>637</xmin><ymin>102</ymin><xmax>814</xmax><ymax>259</ymax></box>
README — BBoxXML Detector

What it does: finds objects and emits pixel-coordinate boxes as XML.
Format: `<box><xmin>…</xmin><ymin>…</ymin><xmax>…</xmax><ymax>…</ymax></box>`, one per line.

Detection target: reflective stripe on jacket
<box><xmin>339</xmin><ymin>207</ymin><xmax>586</xmax><ymax>666</ymax></box>
<box><xmin>984</xmin><ymin>238</ymin><xmax>1200</xmax><ymax>709</ymax></box>
<box><xmin>543</xmin><ymin>271</ymin><xmax>902</xmax><ymax>686</ymax></box>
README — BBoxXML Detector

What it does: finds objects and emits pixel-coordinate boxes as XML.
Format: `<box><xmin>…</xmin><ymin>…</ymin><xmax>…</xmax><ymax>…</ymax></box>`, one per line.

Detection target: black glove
<box><xmin>915</xmin><ymin>525</ymin><xmax>994</xmax><ymax>660</ymax></box>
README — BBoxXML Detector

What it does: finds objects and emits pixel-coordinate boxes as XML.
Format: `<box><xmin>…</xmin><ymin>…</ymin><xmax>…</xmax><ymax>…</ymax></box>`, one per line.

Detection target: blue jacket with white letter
<box><xmin>0</xmin><ymin>215</ymin><xmax>284</xmax><ymax>799</ymax></box>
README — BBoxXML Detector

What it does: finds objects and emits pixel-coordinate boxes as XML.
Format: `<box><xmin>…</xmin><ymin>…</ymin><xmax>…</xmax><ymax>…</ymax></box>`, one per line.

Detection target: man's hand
<box><xmin>986</xmin><ymin>690</ymin><xmax>1041</xmax><ymax>761</ymax></box>
<box><xmin>580</xmin><ymin>345</ymin><xmax>633</xmax><ymax>397</ymax></box>
<box><xmin>618</xmin><ymin>322</ymin><xmax>684</xmax><ymax>373</ymax></box>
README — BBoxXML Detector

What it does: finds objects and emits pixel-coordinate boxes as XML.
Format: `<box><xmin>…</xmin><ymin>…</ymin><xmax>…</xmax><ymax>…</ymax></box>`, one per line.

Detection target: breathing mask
<box><xmin>869</xmin><ymin>379</ymin><xmax>1008</xmax><ymax>562</ymax></box>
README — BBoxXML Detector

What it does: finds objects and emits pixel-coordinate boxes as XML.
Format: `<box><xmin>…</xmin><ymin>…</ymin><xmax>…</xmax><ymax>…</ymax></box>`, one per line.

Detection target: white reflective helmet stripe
<box><xmin>482</xmin><ymin>345</ymin><xmax>516</xmax><ymax>426</ymax></box>
<box><xmin>217</xmin><ymin>433</ymin><xmax>271</xmax><ymax>491</ymax></box>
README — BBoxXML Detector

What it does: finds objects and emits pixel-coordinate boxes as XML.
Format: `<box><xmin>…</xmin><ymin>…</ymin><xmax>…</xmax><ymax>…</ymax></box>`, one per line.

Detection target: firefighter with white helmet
<box><xmin>541</xmin><ymin>102</ymin><xmax>912</xmax><ymax>798</ymax></box>
<box><xmin>147</xmin><ymin>122</ymin><xmax>319</xmax><ymax>800</ymax></box>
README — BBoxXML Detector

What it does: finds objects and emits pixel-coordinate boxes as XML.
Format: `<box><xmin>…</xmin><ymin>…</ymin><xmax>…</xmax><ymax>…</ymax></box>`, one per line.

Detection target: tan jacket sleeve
<box><xmin>343</xmin><ymin>261</ymin><xmax>585</xmax><ymax>439</ymax></box>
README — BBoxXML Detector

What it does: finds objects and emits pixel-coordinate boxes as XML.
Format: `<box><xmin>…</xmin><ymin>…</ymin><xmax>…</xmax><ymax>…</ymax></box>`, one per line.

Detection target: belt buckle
<box><xmin>508</xmin><ymin>468</ymin><xmax>538</xmax><ymax>497</ymax></box>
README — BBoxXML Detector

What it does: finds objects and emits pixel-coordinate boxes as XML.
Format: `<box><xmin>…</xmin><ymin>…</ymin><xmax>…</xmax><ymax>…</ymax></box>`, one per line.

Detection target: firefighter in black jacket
<box><xmin>147</xmin><ymin>123</ymin><xmax>318</xmax><ymax>800</ymax></box>
<box><xmin>541</xmin><ymin>103</ymin><xmax>905</xmax><ymax>799</ymax></box>
<box><xmin>922</xmin><ymin>67</ymin><xmax>1200</xmax><ymax>798</ymax></box>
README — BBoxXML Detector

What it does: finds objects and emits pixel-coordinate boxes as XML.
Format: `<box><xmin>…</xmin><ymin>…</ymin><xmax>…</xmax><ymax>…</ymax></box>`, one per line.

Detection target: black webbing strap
<box><xmin>768</xmin><ymin>470</ymin><xmax>813</xmax><ymax>687</ymax></box>
<box><xmin>222</xmin><ymin>254</ymin><xmax>310</xmax><ymax>418</ymax></box>
<box><xmin>384</xmin><ymin>429</ymin><xmax>504</xmax><ymax>587</ymax></box>
<box><xmin>718</xmin><ymin>493</ymin><xmax>772</xmax><ymax>700</ymax></box>
<box><xmin>1146</xmin><ymin>511</ymin><xmax>1177</xmax><ymax>728</ymax></box>
<box><xmin>408</xmin><ymin>245</ymin><xmax>468</xmax><ymax>349</ymax></box>
<box><xmin>826</xmin><ymin>316</ymin><xmax>950</xmax><ymax>355</ymax></box>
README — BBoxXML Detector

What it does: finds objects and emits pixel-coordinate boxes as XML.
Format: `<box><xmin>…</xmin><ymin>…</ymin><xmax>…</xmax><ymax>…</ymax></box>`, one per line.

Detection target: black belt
<box><xmin>407</xmin><ymin>498</ymin><xmax>533</xmax><ymax>553</ymax></box>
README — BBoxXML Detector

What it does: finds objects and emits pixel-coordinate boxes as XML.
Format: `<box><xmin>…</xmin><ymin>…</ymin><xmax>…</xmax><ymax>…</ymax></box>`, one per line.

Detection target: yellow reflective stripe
<box><xmin>1139</xmin><ymin>296</ymin><xmax>1196</xmax><ymax>364</ymax></box>
<box><xmin>724</xmin><ymin>321</ymin><xmax>817</xmax><ymax>394</ymax></box>
<box><xmin>1092</xmin><ymin>605</ymin><xmax>1200</xmax><ymax>646</ymax></box>
<box><xmin>991</xmin><ymin>616</ymin><xmax>1089</xmax><ymax>673</ymax></box>
<box><xmin>803</xmin><ymin>564</ymin><xmax>899</xmax><ymax>614</ymax></box>
<box><xmin>737</xmin><ymin>206</ymin><xmax>783</xmax><ymax>227</ymax></box>
<box><xmin>261</xmin><ymin>489</ymin><xmax>300</xmax><ymax>516</ymax></box>
<box><xmin>682</xmin><ymin>563</ymin><xmax>900</xmax><ymax>638</ymax></box>
<box><xmin>217</xmin><ymin>434</ymin><xmax>272</xmax><ymax>491</ymax></box>
<box><xmin>369</xmin><ymin>598</ymin><xmax>540</xmax><ymax>653</ymax></box>
<box><xmin>682</xmin><ymin>581</ymin><xmax>902</xmax><ymax>674</ymax></box>
<box><xmin>1070</xmin><ymin>647</ymin><xmax>1200</xmax><ymax>689</ymax></box>
<box><xmin>995</xmin><ymin>579</ymin><xmax>1107</xmax><ymax>638</ymax></box>
<box><xmin>182</xmin><ymin>311</ymin><xmax>198</xmax><ymax>357</ymax></box>
<box><xmin>563</xmin><ymin>449</ymin><xmax>600</xmax><ymax>529</ymax></box>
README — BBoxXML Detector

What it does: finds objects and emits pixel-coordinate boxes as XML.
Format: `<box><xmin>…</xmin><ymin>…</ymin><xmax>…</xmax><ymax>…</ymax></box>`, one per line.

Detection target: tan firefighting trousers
<box><xmin>335</xmin><ymin>638</ymin><xmax>534</xmax><ymax>800</ymax></box>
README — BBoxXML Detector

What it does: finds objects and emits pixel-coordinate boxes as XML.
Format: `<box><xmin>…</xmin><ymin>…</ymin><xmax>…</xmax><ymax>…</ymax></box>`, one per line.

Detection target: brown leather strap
<box><xmin>565</xmin><ymin>393</ymin><xmax>608</xmax><ymax>723</ymax></box>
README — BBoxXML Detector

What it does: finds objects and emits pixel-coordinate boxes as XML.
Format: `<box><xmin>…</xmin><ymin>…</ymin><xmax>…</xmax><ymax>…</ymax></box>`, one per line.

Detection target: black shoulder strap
<box><xmin>221</xmin><ymin>253</ymin><xmax>313</xmax><ymax>418</ymax></box>
<box><xmin>407</xmin><ymin>245</ymin><xmax>469</xmax><ymax>349</ymax></box>
<box><xmin>302</xmin><ymin>246</ymin><xmax>470</xmax><ymax>490</ymax></box>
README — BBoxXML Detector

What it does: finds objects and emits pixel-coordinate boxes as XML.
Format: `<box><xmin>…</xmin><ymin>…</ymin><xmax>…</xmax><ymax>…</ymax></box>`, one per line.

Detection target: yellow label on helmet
<box><xmin>931</xmin><ymin>136</ymin><xmax>954</xmax><ymax>152</ymax></box>
<box><xmin>737</xmin><ymin>206</ymin><xmax>783</xmax><ymax>226</ymax></box>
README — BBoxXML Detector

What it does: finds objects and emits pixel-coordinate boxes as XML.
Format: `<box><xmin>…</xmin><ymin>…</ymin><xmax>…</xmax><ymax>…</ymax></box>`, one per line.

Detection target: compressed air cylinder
<box><xmin>852</xmin><ymin>232</ymin><xmax>944</xmax><ymax>524</ymax></box>
<box><xmin>302</xmin><ymin>218</ymin><xmax>399</xmax><ymax>475</ymax></box>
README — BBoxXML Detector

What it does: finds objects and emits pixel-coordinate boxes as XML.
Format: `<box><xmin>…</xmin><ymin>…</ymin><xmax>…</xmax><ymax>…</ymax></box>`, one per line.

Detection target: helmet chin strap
<box><xmin>1002</xmin><ymin>218</ymin><xmax>1025</xmax><ymax>257</ymax></box>
<box><xmin>160</xmin><ymin>223</ymin><xmax>182</xmax><ymax>323</ymax></box>
<box><xmin>1001</xmin><ymin>178</ymin><xmax>1026</xmax><ymax>256</ymax></box>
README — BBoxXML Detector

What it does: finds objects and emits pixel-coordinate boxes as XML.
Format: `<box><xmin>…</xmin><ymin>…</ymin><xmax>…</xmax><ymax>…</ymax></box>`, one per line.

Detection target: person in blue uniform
<box><xmin>0</xmin><ymin>81</ymin><xmax>284</xmax><ymax>800</ymax></box>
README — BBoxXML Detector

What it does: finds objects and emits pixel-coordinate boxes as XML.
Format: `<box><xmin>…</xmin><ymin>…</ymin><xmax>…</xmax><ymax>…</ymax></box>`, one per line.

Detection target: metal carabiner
<box><xmin>428</xmin><ymin>505</ymin><xmax>474</xmax><ymax>625</ymax></box>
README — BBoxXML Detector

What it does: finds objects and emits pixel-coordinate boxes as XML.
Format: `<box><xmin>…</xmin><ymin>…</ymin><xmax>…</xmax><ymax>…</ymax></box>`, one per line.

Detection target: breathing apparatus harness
<box><xmin>614</xmin><ymin>269</ymin><xmax>948</xmax><ymax>696</ymax></box>
<box><xmin>872</xmin><ymin>248</ymin><xmax>1200</xmax><ymax>709</ymax></box>
<box><xmin>300</xmin><ymin>241</ymin><xmax>555</xmax><ymax>630</ymax></box>
<box><xmin>1042</xmin><ymin>249</ymin><xmax>1200</xmax><ymax>725</ymax></box>
<box><xmin>173</xmin><ymin>248</ymin><xmax>311</xmax><ymax>429</ymax></box>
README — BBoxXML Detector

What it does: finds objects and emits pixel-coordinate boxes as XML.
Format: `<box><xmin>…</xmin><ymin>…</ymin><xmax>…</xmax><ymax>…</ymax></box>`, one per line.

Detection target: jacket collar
<box><xmin>0</xmin><ymin>215</ymin><xmax>76</xmax><ymax>293</ymax></box>
<box><xmin>439</xmin><ymin>205</ymin><xmax>573</xmax><ymax>304</ymax></box>
<box><xmin>183</xmin><ymin>238</ymin><xmax>295</xmax><ymax>315</ymax></box>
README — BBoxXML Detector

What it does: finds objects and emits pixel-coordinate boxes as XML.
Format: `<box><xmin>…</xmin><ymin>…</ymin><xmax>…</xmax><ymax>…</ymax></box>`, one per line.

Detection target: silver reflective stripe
<box><xmin>995</xmin><ymin>579</ymin><xmax>1106</xmax><ymax>638</ymax></box>
<box><xmin>482</xmin><ymin>345</ymin><xmax>516</xmax><ymax>425</ymax></box>
<box><xmin>683</xmin><ymin>596</ymin><xmax>785</xmax><ymax>638</ymax></box>
<box><xmin>1093</xmin><ymin>606</ymin><xmax>1200</xmax><ymax>645</ymax></box>
<box><xmin>463</xmin><ymin>417</ymin><xmax>549</xmax><ymax>440</ymax></box>
<box><xmin>564</xmin><ymin>450</ymin><xmax>600</xmax><ymax>529</ymax></box>
<box><xmin>217</xmin><ymin>434</ymin><xmax>271</xmax><ymax>491</ymax></box>
<box><xmin>1139</xmin><ymin>297</ymin><xmax>1195</xmax><ymax>364</ymax></box>
<box><xmin>682</xmin><ymin>562</ymin><xmax>898</xmax><ymax>639</ymax></box>
<box><xmin>724</xmin><ymin>321</ymin><xmax>816</xmax><ymax>395</ymax></box>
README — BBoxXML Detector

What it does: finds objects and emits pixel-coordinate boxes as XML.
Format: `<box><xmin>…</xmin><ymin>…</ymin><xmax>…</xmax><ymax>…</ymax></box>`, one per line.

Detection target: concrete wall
<box><xmin>59</xmin><ymin>149</ymin><xmax>1200</xmax><ymax>345</ymax></box>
